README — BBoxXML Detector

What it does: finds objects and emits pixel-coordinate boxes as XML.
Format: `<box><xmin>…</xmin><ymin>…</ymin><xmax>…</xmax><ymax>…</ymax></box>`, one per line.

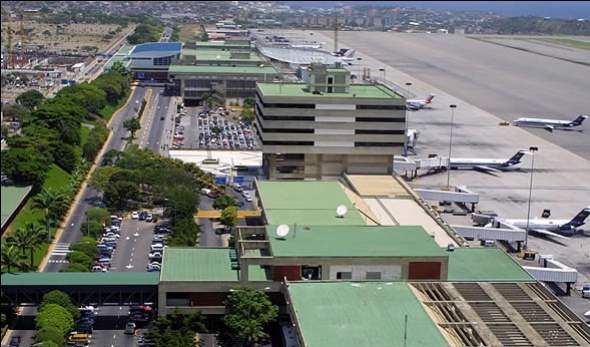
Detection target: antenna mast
<box><xmin>333</xmin><ymin>14</ymin><xmax>339</xmax><ymax>53</ymax></box>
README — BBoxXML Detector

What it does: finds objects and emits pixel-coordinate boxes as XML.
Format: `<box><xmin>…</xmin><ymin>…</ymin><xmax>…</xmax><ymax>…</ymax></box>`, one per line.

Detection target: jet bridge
<box><xmin>414</xmin><ymin>185</ymin><xmax>480</xmax><ymax>212</ymax></box>
<box><xmin>523</xmin><ymin>255</ymin><xmax>578</xmax><ymax>294</ymax></box>
<box><xmin>393</xmin><ymin>156</ymin><xmax>449</xmax><ymax>179</ymax></box>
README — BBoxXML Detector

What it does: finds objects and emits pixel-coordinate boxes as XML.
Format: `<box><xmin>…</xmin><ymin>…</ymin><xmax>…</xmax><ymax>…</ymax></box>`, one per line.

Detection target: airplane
<box><xmin>332</xmin><ymin>48</ymin><xmax>356</xmax><ymax>64</ymax></box>
<box><xmin>449</xmin><ymin>149</ymin><xmax>527</xmax><ymax>173</ymax></box>
<box><xmin>501</xmin><ymin>206</ymin><xmax>590</xmax><ymax>239</ymax></box>
<box><xmin>406</xmin><ymin>94</ymin><xmax>435</xmax><ymax>110</ymax></box>
<box><xmin>513</xmin><ymin>114</ymin><xmax>588</xmax><ymax>132</ymax></box>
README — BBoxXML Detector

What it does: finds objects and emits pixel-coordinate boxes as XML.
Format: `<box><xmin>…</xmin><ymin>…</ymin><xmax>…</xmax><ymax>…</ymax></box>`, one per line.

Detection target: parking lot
<box><xmin>171</xmin><ymin>106</ymin><xmax>259</xmax><ymax>151</ymax></box>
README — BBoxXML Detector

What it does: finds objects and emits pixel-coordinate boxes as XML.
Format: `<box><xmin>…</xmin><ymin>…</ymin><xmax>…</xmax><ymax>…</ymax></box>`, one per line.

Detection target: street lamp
<box><xmin>524</xmin><ymin>146</ymin><xmax>539</xmax><ymax>251</ymax></box>
<box><xmin>447</xmin><ymin>104</ymin><xmax>457</xmax><ymax>189</ymax></box>
<box><xmin>164</xmin><ymin>198</ymin><xmax>177</xmax><ymax>224</ymax></box>
<box><xmin>403</xmin><ymin>82</ymin><xmax>412</xmax><ymax>157</ymax></box>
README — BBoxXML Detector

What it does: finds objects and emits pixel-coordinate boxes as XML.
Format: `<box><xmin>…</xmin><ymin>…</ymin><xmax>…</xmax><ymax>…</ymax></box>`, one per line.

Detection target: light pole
<box><xmin>446</xmin><ymin>104</ymin><xmax>457</xmax><ymax>189</ymax></box>
<box><xmin>524</xmin><ymin>146</ymin><xmax>538</xmax><ymax>251</ymax></box>
<box><xmin>403</xmin><ymin>82</ymin><xmax>412</xmax><ymax>157</ymax></box>
<box><xmin>379</xmin><ymin>68</ymin><xmax>386</xmax><ymax>84</ymax></box>
<box><xmin>164</xmin><ymin>198</ymin><xmax>177</xmax><ymax>225</ymax></box>
<box><xmin>356</xmin><ymin>57</ymin><xmax>362</xmax><ymax>81</ymax></box>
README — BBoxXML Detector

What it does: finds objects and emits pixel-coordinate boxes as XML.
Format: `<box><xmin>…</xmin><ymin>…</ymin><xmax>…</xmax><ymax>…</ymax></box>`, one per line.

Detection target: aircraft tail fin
<box><xmin>568</xmin><ymin>206</ymin><xmax>590</xmax><ymax>227</ymax></box>
<box><xmin>425</xmin><ymin>94</ymin><xmax>435</xmax><ymax>104</ymax></box>
<box><xmin>344</xmin><ymin>49</ymin><xmax>356</xmax><ymax>58</ymax></box>
<box><xmin>503</xmin><ymin>149</ymin><xmax>527</xmax><ymax>166</ymax></box>
<box><xmin>571</xmin><ymin>114</ymin><xmax>588</xmax><ymax>126</ymax></box>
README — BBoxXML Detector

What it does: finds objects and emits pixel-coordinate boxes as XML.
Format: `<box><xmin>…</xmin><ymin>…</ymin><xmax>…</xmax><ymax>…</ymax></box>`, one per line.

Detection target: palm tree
<box><xmin>7</xmin><ymin>223</ymin><xmax>45</xmax><ymax>271</ymax></box>
<box><xmin>32</xmin><ymin>188</ymin><xmax>67</xmax><ymax>242</ymax></box>
<box><xmin>1</xmin><ymin>239</ymin><xmax>27</xmax><ymax>273</ymax></box>
<box><xmin>23</xmin><ymin>222</ymin><xmax>47</xmax><ymax>270</ymax></box>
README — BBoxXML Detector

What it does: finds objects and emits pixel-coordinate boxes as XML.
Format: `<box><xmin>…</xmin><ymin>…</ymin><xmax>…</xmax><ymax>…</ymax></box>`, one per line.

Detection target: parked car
<box><xmin>131</xmin><ymin>211</ymin><xmax>140</xmax><ymax>219</ymax></box>
<box><xmin>9</xmin><ymin>335</ymin><xmax>21</xmax><ymax>347</ymax></box>
<box><xmin>139</xmin><ymin>211</ymin><xmax>147</xmax><ymax>220</ymax></box>
<box><xmin>146</xmin><ymin>213</ymin><xmax>154</xmax><ymax>222</ymax></box>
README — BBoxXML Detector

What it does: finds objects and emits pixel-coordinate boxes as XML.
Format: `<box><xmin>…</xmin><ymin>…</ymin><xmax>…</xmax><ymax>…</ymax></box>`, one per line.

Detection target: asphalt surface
<box><xmin>315</xmin><ymin>31</ymin><xmax>590</xmax><ymax>160</ymax></box>
<box><xmin>304</xmin><ymin>30</ymin><xmax>590</xmax><ymax>321</ymax></box>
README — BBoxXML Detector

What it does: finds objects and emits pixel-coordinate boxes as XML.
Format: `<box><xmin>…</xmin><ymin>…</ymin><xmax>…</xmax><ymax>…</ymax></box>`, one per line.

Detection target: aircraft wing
<box><xmin>530</xmin><ymin>228</ymin><xmax>570</xmax><ymax>240</ymax></box>
<box><xmin>543</xmin><ymin>125</ymin><xmax>554</xmax><ymax>132</ymax></box>
<box><xmin>473</xmin><ymin>165</ymin><xmax>502</xmax><ymax>173</ymax></box>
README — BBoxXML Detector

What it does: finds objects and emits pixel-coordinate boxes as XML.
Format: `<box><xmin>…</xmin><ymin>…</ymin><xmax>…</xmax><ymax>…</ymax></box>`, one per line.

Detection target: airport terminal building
<box><xmin>255</xmin><ymin>64</ymin><xmax>406</xmax><ymax>180</ymax></box>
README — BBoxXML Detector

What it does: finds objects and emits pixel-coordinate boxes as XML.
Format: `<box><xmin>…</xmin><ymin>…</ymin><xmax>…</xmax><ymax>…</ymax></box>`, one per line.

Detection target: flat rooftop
<box><xmin>160</xmin><ymin>248</ymin><xmax>239</xmax><ymax>282</ymax></box>
<box><xmin>168</xmin><ymin>64</ymin><xmax>276</xmax><ymax>74</ymax></box>
<box><xmin>287</xmin><ymin>281</ymin><xmax>450</xmax><ymax>347</ymax></box>
<box><xmin>257</xmin><ymin>181</ymin><xmax>365</xmax><ymax>226</ymax></box>
<box><xmin>257</xmin><ymin>82</ymin><xmax>401</xmax><ymax>99</ymax></box>
<box><xmin>1</xmin><ymin>185</ymin><xmax>32</xmax><ymax>230</ymax></box>
<box><xmin>267</xmin><ymin>225</ymin><xmax>446</xmax><ymax>258</ymax></box>
<box><xmin>0</xmin><ymin>272</ymin><xmax>159</xmax><ymax>286</ymax></box>
<box><xmin>447</xmin><ymin>248</ymin><xmax>534</xmax><ymax>281</ymax></box>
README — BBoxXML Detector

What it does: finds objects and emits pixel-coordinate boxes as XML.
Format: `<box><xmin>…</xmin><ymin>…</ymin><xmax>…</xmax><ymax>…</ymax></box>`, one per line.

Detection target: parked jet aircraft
<box><xmin>513</xmin><ymin>114</ymin><xmax>588</xmax><ymax>132</ymax></box>
<box><xmin>501</xmin><ymin>206</ymin><xmax>590</xmax><ymax>239</ymax></box>
<box><xmin>449</xmin><ymin>149</ymin><xmax>527</xmax><ymax>173</ymax></box>
<box><xmin>406</xmin><ymin>94</ymin><xmax>435</xmax><ymax>110</ymax></box>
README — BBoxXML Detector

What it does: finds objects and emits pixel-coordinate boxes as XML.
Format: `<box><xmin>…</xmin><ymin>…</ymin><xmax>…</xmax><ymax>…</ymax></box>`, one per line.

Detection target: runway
<box><xmin>301</xmin><ymin>30</ymin><xmax>590</xmax><ymax>285</ymax></box>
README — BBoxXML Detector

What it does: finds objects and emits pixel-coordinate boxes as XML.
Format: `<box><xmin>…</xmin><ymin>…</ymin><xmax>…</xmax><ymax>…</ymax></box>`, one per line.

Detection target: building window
<box><xmin>356</xmin><ymin>117</ymin><xmax>402</xmax><ymax>123</ymax></box>
<box><xmin>366</xmin><ymin>272</ymin><xmax>382</xmax><ymax>280</ymax></box>
<box><xmin>355</xmin><ymin>129</ymin><xmax>402</xmax><ymax>135</ymax></box>
<box><xmin>336</xmin><ymin>272</ymin><xmax>352</xmax><ymax>280</ymax></box>
<box><xmin>355</xmin><ymin>142</ymin><xmax>399</xmax><ymax>147</ymax></box>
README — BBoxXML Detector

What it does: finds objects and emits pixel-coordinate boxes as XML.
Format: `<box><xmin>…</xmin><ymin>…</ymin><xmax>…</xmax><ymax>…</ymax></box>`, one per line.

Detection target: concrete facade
<box><xmin>255</xmin><ymin>63</ymin><xmax>406</xmax><ymax>180</ymax></box>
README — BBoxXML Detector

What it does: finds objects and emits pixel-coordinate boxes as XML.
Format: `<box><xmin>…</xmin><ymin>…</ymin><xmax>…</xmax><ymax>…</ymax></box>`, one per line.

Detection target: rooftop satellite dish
<box><xmin>336</xmin><ymin>205</ymin><xmax>348</xmax><ymax>218</ymax></box>
<box><xmin>276</xmin><ymin>224</ymin><xmax>290</xmax><ymax>238</ymax></box>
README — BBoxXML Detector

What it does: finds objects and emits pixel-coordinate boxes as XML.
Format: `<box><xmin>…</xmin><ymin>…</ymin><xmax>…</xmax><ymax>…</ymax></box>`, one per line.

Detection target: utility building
<box><xmin>255</xmin><ymin>62</ymin><xmax>406</xmax><ymax>180</ymax></box>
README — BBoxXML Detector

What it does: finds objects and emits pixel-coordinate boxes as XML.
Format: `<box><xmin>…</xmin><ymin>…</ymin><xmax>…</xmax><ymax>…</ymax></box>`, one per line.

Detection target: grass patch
<box><xmin>99</xmin><ymin>89</ymin><xmax>131</xmax><ymax>121</ymax></box>
<box><xmin>80</xmin><ymin>125</ymin><xmax>92</xmax><ymax>147</ymax></box>
<box><xmin>534</xmin><ymin>38</ymin><xmax>590</xmax><ymax>50</ymax></box>
<box><xmin>177</xmin><ymin>24</ymin><xmax>203</xmax><ymax>43</ymax></box>
<box><xmin>7</xmin><ymin>164</ymin><xmax>72</xmax><ymax>270</ymax></box>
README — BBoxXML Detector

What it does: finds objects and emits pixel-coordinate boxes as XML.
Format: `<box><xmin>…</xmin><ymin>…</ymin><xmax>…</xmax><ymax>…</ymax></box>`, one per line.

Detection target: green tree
<box><xmin>0</xmin><ymin>147</ymin><xmax>48</xmax><ymax>186</ymax></box>
<box><xmin>240</xmin><ymin>107</ymin><xmax>256</xmax><ymax>123</ymax></box>
<box><xmin>53</xmin><ymin>83</ymin><xmax>107</xmax><ymax>114</ymax></box>
<box><xmin>243</xmin><ymin>97</ymin><xmax>256</xmax><ymax>108</ymax></box>
<box><xmin>35</xmin><ymin>303</ymin><xmax>75</xmax><ymax>337</ymax></box>
<box><xmin>60</xmin><ymin>263</ymin><xmax>91</xmax><ymax>272</ymax></box>
<box><xmin>0</xmin><ymin>240</ymin><xmax>27</xmax><ymax>273</ymax></box>
<box><xmin>80</xmin><ymin>220</ymin><xmax>104</xmax><ymax>238</ymax></box>
<box><xmin>15</xmin><ymin>89</ymin><xmax>45</xmax><ymax>110</ymax></box>
<box><xmin>123</xmin><ymin>117</ymin><xmax>141</xmax><ymax>139</ymax></box>
<box><xmin>86</xmin><ymin>207</ymin><xmax>111</xmax><ymax>225</ymax></box>
<box><xmin>35</xmin><ymin>326</ymin><xmax>66</xmax><ymax>347</ymax></box>
<box><xmin>2</xmin><ymin>103</ymin><xmax>28</xmax><ymax>122</ymax></box>
<box><xmin>38</xmin><ymin>290</ymin><xmax>80</xmax><ymax>321</ymax></box>
<box><xmin>7</xmin><ymin>222</ymin><xmax>45</xmax><ymax>271</ymax></box>
<box><xmin>32</xmin><ymin>188</ymin><xmax>68</xmax><ymax>242</ymax></box>
<box><xmin>213</xmin><ymin>195</ymin><xmax>238</xmax><ymax>210</ymax></box>
<box><xmin>69</xmin><ymin>238</ymin><xmax>98</xmax><ymax>260</ymax></box>
<box><xmin>88</xmin><ymin>166</ymin><xmax>122</xmax><ymax>192</ymax></box>
<box><xmin>53</xmin><ymin>142</ymin><xmax>80</xmax><ymax>173</ymax></box>
<box><xmin>144</xmin><ymin>307</ymin><xmax>207</xmax><ymax>347</ymax></box>
<box><xmin>110</xmin><ymin>60</ymin><xmax>127</xmax><ymax>76</ymax></box>
<box><xmin>103</xmin><ymin>180</ymin><xmax>140</xmax><ymax>210</ymax></box>
<box><xmin>222</xmin><ymin>286</ymin><xmax>278</xmax><ymax>347</ymax></box>
<box><xmin>220</xmin><ymin>206</ymin><xmax>238</xmax><ymax>231</ymax></box>
<box><xmin>66</xmin><ymin>251</ymin><xmax>94</xmax><ymax>269</ymax></box>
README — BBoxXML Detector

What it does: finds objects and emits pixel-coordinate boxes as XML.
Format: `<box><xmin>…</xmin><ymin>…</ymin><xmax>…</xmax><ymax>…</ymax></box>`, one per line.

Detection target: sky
<box><xmin>283</xmin><ymin>1</ymin><xmax>590</xmax><ymax>19</ymax></box>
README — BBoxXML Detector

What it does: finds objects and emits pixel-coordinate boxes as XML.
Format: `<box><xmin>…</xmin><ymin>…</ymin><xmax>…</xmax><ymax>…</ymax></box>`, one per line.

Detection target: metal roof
<box><xmin>287</xmin><ymin>281</ymin><xmax>451</xmax><ymax>347</ymax></box>
<box><xmin>132</xmin><ymin>42</ymin><xmax>182</xmax><ymax>53</ymax></box>
<box><xmin>447</xmin><ymin>248</ymin><xmax>534</xmax><ymax>281</ymax></box>
<box><xmin>0</xmin><ymin>272</ymin><xmax>159</xmax><ymax>286</ymax></box>
<box><xmin>160</xmin><ymin>248</ymin><xmax>239</xmax><ymax>282</ymax></box>
<box><xmin>257</xmin><ymin>181</ymin><xmax>365</xmax><ymax>226</ymax></box>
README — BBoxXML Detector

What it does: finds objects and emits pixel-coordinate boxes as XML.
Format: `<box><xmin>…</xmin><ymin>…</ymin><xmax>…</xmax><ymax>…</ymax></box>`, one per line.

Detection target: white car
<box><xmin>243</xmin><ymin>192</ymin><xmax>253</xmax><ymax>202</ymax></box>
<box><xmin>131</xmin><ymin>211</ymin><xmax>140</xmax><ymax>219</ymax></box>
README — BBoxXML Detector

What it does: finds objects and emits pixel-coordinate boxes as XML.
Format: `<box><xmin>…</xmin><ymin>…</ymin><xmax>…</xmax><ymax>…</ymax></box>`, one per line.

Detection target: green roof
<box><xmin>267</xmin><ymin>225</ymin><xmax>446</xmax><ymax>258</ymax></box>
<box><xmin>117</xmin><ymin>44</ymin><xmax>135</xmax><ymax>54</ymax></box>
<box><xmin>160</xmin><ymin>248</ymin><xmax>239</xmax><ymax>281</ymax></box>
<box><xmin>168</xmin><ymin>64</ymin><xmax>276</xmax><ymax>74</ymax></box>
<box><xmin>0</xmin><ymin>272</ymin><xmax>159</xmax><ymax>286</ymax></box>
<box><xmin>288</xmin><ymin>281</ymin><xmax>450</xmax><ymax>347</ymax></box>
<box><xmin>1</xmin><ymin>185</ymin><xmax>32</xmax><ymax>229</ymax></box>
<box><xmin>258</xmin><ymin>82</ymin><xmax>401</xmax><ymax>99</ymax></box>
<box><xmin>257</xmin><ymin>181</ymin><xmax>365</xmax><ymax>226</ymax></box>
<box><xmin>447</xmin><ymin>248</ymin><xmax>534</xmax><ymax>281</ymax></box>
